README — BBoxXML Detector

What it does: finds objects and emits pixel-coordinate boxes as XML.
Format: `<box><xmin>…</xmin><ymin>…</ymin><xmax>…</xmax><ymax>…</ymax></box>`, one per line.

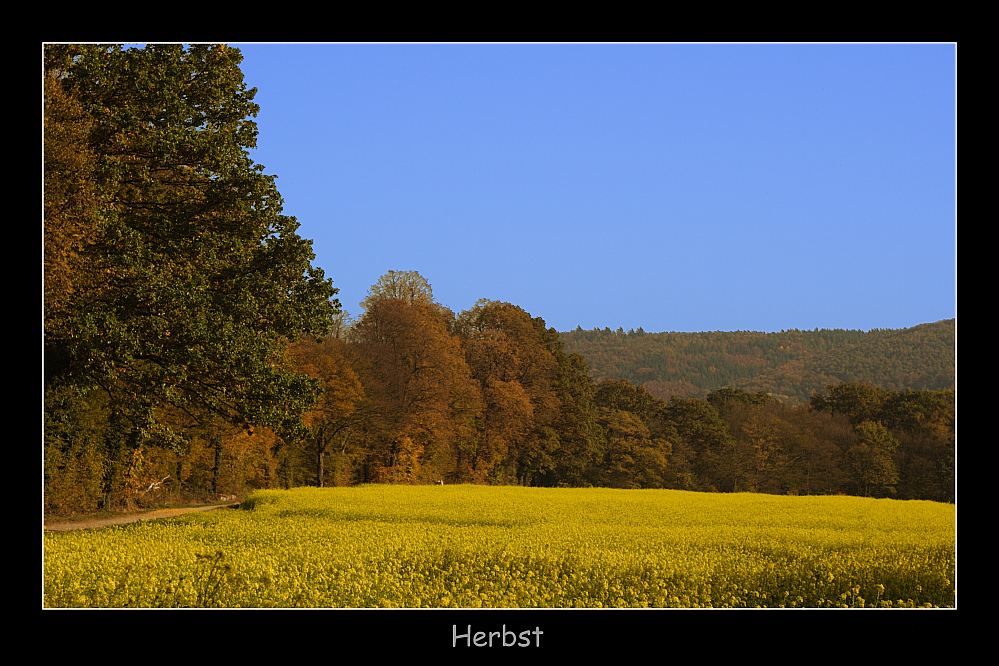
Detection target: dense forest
<box><xmin>561</xmin><ymin>321</ymin><xmax>955</xmax><ymax>402</ymax></box>
<box><xmin>43</xmin><ymin>44</ymin><xmax>956</xmax><ymax>516</ymax></box>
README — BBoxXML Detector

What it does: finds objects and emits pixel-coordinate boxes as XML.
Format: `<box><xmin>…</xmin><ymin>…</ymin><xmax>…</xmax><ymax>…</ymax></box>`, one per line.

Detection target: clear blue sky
<box><xmin>235</xmin><ymin>43</ymin><xmax>955</xmax><ymax>333</ymax></box>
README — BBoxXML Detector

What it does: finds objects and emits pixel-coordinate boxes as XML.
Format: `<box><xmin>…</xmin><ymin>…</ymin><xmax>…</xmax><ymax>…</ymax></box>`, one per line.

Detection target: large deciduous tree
<box><xmin>352</xmin><ymin>276</ymin><xmax>481</xmax><ymax>483</ymax></box>
<box><xmin>360</xmin><ymin>270</ymin><xmax>434</xmax><ymax>310</ymax></box>
<box><xmin>810</xmin><ymin>382</ymin><xmax>888</xmax><ymax>425</ymax></box>
<box><xmin>457</xmin><ymin>300</ymin><xmax>600</xmax><ymax>486</ymax></box>
<box><xmin>44</xmin><ymin>44</ymin><xmax>337</xmax><ymax>508</ymax></box>
<box><xmin>287</xmin><ymin>336</ymin><xmax>366</xmax><ymax>487</ymax></box>
<box><xmin>596</xmin><ymin>408</ymin><xmax>671</xmax><ymax>489</ymax></box>
<box><xmin>662</xmin><ymin>398</ymin><xmax>735</xmax><ymax>491</ymax></box>
<box><xmin>846</xmin><ymin>420</ymin><xmax>900</xmax><ymax>497</ymax></box>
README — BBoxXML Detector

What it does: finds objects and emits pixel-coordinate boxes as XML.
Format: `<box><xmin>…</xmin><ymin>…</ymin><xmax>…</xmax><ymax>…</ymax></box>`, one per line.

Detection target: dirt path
<box><xmin>44</xmin><ymin>503</ymin><xmax>239</xmax><ymax>532</ymax></box>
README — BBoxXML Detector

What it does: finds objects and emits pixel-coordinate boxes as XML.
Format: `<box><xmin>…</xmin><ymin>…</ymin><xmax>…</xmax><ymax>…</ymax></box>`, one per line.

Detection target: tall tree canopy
<box><xmin>352</xmin><ymin>282</ymin><xmax>481</xmax><ymax>483</ymax></box>
<box><xmin>44</xmin><ymin>45</ymin><xmax>337</xmax><ymax>507</ymax></box>
<box><xmin>457</xmin><ymin>300</ymin><xmax>600</xmax><ymax>486</ymax></box>
<box><xmin>360</xmin><ymin>270</ymin><xmax>434</xmax><ymax>311</ymax></box>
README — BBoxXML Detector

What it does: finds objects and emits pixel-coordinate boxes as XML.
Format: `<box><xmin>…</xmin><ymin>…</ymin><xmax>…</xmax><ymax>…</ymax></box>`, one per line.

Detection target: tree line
<box><xmin>43</xmin><ymin>45</ymin><xmax>955</xmax><ymax>515</ymax></box>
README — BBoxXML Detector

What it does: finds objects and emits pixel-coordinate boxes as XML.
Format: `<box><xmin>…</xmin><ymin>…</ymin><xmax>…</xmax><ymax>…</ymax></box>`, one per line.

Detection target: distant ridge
<box><xmin>560</xmin><ymin>319</ymin><xmax>955</xmax><ymax>402</ymax></box>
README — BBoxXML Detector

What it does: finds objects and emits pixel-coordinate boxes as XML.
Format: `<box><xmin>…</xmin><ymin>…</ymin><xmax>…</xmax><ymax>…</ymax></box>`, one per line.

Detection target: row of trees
<box><xmin>43</xmin><ymin>44</ymin><xmax>955</xmax><ymax>515</ymax></box>
<box><xmin>243</xmin><ymin>286</ymin><xmax>958</xmax><ymax>503</ymax></box>
<box><xmin>46</xmin><ymin>262</ymin><xmax>957</xmax><ymax>512</ymax></box>
<box><xmin>285</xmin><ymin>272</ymin><xmax>599</xmax><ymax>489</ymax></box>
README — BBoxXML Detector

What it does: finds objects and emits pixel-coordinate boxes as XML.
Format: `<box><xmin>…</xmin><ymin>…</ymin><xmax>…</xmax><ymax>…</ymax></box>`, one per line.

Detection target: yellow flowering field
<box><xmin>43</xmin><ymin>485</ymin><xmax>955</xmax><ymax>608</ymax></box>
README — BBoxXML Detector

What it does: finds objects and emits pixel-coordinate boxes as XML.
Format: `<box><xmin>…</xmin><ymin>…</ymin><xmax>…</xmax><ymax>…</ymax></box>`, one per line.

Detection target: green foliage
<box><xmin>46</xmin><ymin>44</ymin><xmax>337</xmax><ymax>424</ymax></box>
<box><xmin>810</xmin><ymin>382</ymin><xmax>888</xmax><ymax>424</ymax></box>
<box><xmin>595</xmin><ymin>379</ymin><xmax>667</xmax><ymax>429</ymax></box>
<box><xmin>845</xmin><ymin>420</ymin><xmax>900</xmax><ymax>497</ymax></box>
<box><xmin>596</xmin><ymin>408</ymin><xmax>671</xmax><ymax>489</ymax></box>
<box><xmin>44</xmin><ymin>486</ymin><xmax>955</xmax><ymax>608</ymax></box>
<box><xmin>44</xmin><ymin>44</ymin><xmax>338</xmax><ymax>510</ymax></box>
<box><xmin>44</xmin><ymin>386</ymin><xmax>110</xmax><ymax>514</ymax></box>
<box><xmin>707</xmin><ymin>387</ymin><xmax>775</xmax><ymax>409</ymax></box>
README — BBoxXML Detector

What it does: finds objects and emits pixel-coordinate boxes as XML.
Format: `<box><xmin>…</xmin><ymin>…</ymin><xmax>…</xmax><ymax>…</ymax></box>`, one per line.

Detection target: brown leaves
<box><xmin>44</xmin><ymin>74</ymin><xmax>102</xmax><ymax>330</ymax></box>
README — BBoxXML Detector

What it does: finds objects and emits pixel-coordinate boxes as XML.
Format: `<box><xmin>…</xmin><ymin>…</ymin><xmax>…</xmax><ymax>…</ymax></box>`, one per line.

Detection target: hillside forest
<box><xmin>43</xmin><ymin>44</ymin><xmax>956</xmax><ymax>516</ymax></box>
<box><xmin>561</xmin><ymin>320</ymin><xmax>954</xmax><ymax>403</ymax></box>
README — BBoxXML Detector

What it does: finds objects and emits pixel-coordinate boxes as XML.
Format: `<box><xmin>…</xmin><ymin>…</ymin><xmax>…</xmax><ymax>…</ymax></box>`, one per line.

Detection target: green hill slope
<box><xmin>560</xmin><ymin>319</ymin><xmax>955</xmax><ymax>402</ymax></box>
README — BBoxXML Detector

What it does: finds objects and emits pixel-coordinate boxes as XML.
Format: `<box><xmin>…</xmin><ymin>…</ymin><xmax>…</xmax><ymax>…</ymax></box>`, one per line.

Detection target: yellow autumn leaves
<box><xmin>43</xmin><ymin>485</ymin><xmax>955</xmax><ymax>608</ymax></box>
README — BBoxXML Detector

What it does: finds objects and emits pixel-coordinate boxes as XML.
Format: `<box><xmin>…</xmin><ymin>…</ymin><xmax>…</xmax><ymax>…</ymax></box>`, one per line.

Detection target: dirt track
<box><xmin>44</xmin><ymin>503</ymin><xmax>239</xmax><ymax>532</ymax></box>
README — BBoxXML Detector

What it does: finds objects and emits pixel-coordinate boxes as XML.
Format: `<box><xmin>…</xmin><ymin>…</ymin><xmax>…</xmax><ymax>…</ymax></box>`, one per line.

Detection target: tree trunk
<box><xmin>279</xmin><ymin>453</ymin><xmax>291</xmax><ymax>489</ymax></box>
<box><xmin>100</xmin><ymin>417</ymin><xmax>123</xmax><ymax>510</ymax></box>
<box><xmin>100</xmin><ymin>409</ymin><xmax>137</xmax><ymax>511</ymax></box>
<box><xmin>317</xmin><ymin>443</ymin><xmax>325</xmax><ymax>488</ymax></box>
<box><xmin>211</xmin><ymin>431</ymin><xmax>222</xmax><ymax>496</ymax></box>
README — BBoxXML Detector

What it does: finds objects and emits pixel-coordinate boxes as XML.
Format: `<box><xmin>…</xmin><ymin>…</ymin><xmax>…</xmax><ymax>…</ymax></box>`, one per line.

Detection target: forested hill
<box><xmin>560</xmin><ymin>319</ymin><xmax>955</xmax><ymax>402</ymax></box>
